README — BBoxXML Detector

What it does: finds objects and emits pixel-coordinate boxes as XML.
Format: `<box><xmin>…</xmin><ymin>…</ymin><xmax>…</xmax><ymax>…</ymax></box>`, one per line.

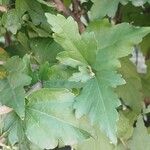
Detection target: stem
<box><xmin>72</xmin><ymin>0</ymin><xmax>85</xmax><ymax>33</ymax></box>
<box><xmin>113</xmin><ymin>3</ymin><xmax>123</xmax><ymax>24</ymax></box>
<box><xmin>4</xmin><ymin>32</ymin><xmax>11</xmax><ymax>47</ymax></box>
<box><xmin>52</xmin><ymin>0</ymin><xmax>71</xmax><ymax>16</ymax></box>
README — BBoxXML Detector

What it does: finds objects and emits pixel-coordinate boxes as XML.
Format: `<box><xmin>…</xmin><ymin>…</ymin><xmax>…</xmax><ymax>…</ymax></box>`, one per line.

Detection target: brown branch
<box><xmin>52</xmin><ymin>0</ymin><xmax>71</xmax><ymax>17</ymax></box>
<box><xmin>113</xmin><ymin>3</ymin><xmax>123</xmax><ymax>24</ymax></box>
<box><xmin>50</xmin><ymin>0</ymin><xmax>85</xmax><ymax>33</ymax></box>
<box><xmin>72</xmin><ymin>0</ymin><xmax>79</xmax><ymax>14</ymax></box>
<box><xmin>72</xmin><ymin>0</ymin><xmax>85</xmax><ymax>33</ymax></box>
<box><xmin>4</xmin><ymin>32</ymin><xmax>11</xmax><ymax>47</ymax></box>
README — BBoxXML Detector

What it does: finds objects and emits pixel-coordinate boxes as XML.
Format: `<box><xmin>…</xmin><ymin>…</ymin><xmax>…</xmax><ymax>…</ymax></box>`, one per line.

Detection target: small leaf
<box><xmin>2</xmin><ymin>9</ymin><xmax>21</xmax><ymax>34</ymax></box>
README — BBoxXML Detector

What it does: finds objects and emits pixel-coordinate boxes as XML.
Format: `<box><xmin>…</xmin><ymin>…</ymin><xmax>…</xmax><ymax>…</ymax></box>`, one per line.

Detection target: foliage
<box><xmin>0</xmin><ymin>0</ymin><xmax>150</xmax><ymax>149</ymax></box>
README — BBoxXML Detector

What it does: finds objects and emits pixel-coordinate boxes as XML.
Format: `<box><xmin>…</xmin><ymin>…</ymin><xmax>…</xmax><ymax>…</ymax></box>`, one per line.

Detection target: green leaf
<box><xmin>116</xmin><ymin>58</ymin><xmax>143</xmax><ymax>113</ymax></box>
<box><xmin>0</xmin><ymin>47</ymin><xmax>9</xmax><ymax>62</ymax></box>
<box><xmin>17</xmin><ymin>31</ymin><xmax>30</xmax><ymax>52</ymax></box>
<box><xmin>16</xmin><ymin>0</ymin><xmax>46</xmax><ymax>25</ymax></box>
<box><xmin>117</xmin><ymin>112</ymin><xmax>134</xmax><ymax>141</ymax></box>
<box><xmin>74</xmin><ymin>77</ymin><xmax>123</xmax><ymax>144</ymax></box>
<box><xmin>36</xmin><ymin>0</ymin><xmax>53</xmax><ymax>7</ymax></box>
<box><xmin>90</xmin><ymin>0</ymin><xmax>150</xmax><ymax>20</ymax></box>
<box><xmin>69</xmin><ymin>66</ymin><xmax>95</xmax><ymax>83</ymax></box>
<box><xmin>73</xmin><ymin>126</ymin><xmax>114</xmax><ymax>150</ymax></box>
<box><xmin>74</xmin><ymin>116</ymin><xmax>134</xmax><ymax>150</ymax></box>
<box><xmin>27</xmin><ymin>21</ymin><xmax>51</xmax><ymax>37</ymax></box>
<box><xmin>131</xmin><ymin>0</ymin><xmax>150</xmax><ymax>6</ymax></box>
<box><xmin>44</xmin><ymin>80</ymin><xmax>83</xmax><ymax>89</ymax></box>
<box><xmin>0</xmin><ymin>66</ymin><xmax>7</xmax><ymax>79</ymax></box>
<box><xmin>45</xmin><ymin>13</ymin><xmax>98</xmax><ymax>66</ymax></box>
<box><xmin>0</xmin><ymin>56</ymin><xmax>31</xmax><ymax>118</ymax></box>
<box><xmin>2</xmin><ymin>9</ymin><xmax>21</xmax><ymax>34</ymax></box>
<box><xmin>38</xmin><ymin>62</ymin><xmax>50</xmax><ymax>81</ymax></box>
<box><xmin>56</xmin><ymin>51</ymin><xmax>86</xmax><ymax>68</ymax></box>
<box><xmin>2</xmin><ymin>112</ymin><xmax>31</xmax><ymax>149</ymax></box>
<box><xmin>128</xmin><ymin>116</ymin><xmax>150</xmax><ymax>150</ymax></box>
<box><xmin>90</xmin><ymin>0</ymin><xmax>122</xmax><ymax>20</ymax></box>
<box><xmin>25</xmin><ymin>88</ymin><xmax>90</xmax><ymax>149</ymax></box>
<box><xmin>57</xmin><ymin>51</ymin><xmax>95</xmax><ymax>83</ymax></box>
<box><xmin>121</xmin><ymin>4</ymin><xmax>150</xmax><ymax>26</ymax></box>
<box><xmin>143</xmin><ymin>105</ymin><xmax>150</xmax><ymax>114</ymax></box>
<box><xmin>0</xmin><ymin>0</ymin><xmax>10</xmax><ymax>5</ymax></box>
<box><xmin>45</xmin><ymin>14</ymin><xmax>150</xmax><ymax>144</ymax></box>
<box><xmin>43</xmin><ymin>65</ymin><xmax>83</xmax><ymax>89</ymax></box>
<box><xmin>140</xmin><ymin>34</ymin><xmax>150</xmax><ymax>57</ymax></box>
<box><xmin>30</xmin><ymin>38</ymin><xmax>62</xmax><ymax>64</ymax></box>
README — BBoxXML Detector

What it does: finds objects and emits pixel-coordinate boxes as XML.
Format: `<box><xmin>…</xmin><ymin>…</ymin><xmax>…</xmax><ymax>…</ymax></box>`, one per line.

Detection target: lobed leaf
<box><xmin>0</xmin><ymin>56</ymin><xmax>31</xmax><ymax>118</ymax></box>
<box><xmin>116</xmin><ymin>58</ymin><xmax>143</xmax><ymax>113</ymax></box>
<box><xmin>25</xmin><ymin>88</ymin><xmax>90</xmax><ymax>149</ymax></box>
<box><xmin>45</xmin><ymin>13</ymin><xmax>150</xmax><ymax>143</ymax></box>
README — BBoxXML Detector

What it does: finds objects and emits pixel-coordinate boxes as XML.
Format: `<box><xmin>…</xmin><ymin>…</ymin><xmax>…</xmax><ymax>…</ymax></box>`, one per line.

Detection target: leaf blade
<box><xmin>25</xmin><ymin>88</ymin><xmax>91</xmax><ymax>149</ymax></box>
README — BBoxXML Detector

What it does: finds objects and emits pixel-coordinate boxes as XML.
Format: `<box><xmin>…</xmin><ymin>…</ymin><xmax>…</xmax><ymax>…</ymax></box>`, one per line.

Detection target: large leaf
<box><xmin>25</xmin><ymin>88</ymin><xmax>90</xmax><ymax>149</ymax></box>
<box><xmin>0</xmin><ymin>56</ymin><xmax>31</xmax><ymax>118</ymax></box>
<box><xmin>45</xmin><ymin>14</ymin><xmax>150</xmax><ymax>143</ymax></box>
